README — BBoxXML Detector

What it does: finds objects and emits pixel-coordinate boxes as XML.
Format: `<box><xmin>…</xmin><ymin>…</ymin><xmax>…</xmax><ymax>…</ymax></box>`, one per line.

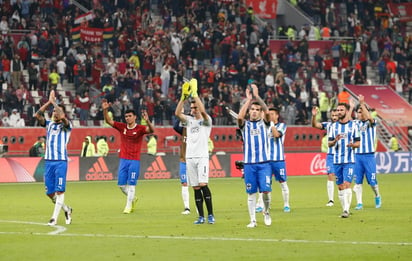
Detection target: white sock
<box><xmin>353</xmin><ymin>184</ymin><xmax>363</xmax><ymax>204</ymax></box>
<box><xmin>51</xmin><ymin>193</ymin><xmax>64</xmax><ymax>220</ymax></box>
<box><xmin>327</xmin><ymin>180</ymin><xmax>334</xmax><ymax>201</ymax></box>
<box><xmin>119</xmin><ymin>185</ymin><xmax>128</xmax><ymax>196</ymax></box>
<box><xmin>182</xmin><ymin>186</ymin><xmax>190</xmax><ymax>209</ymax></box>
<box><xmin>126</xmin><ymin>186</ymin><xmax>135</xmax><ymax>209</ymax></box>
<box><xmin>343</xmin><ymin>188</ymin><xmax>352</xmax><ymax>212</ymax></box>
<box><xmin>338</xmin><ymin>190</ymin><xmax>345</xmax><ymax>210</ymax></box>
<box><xmin>371</xmin><ymin>185</ymin><xmax>380</xmax><ymax>197</ymax></box>
<box><xmin>247</xmin><ymin>193</ymin><xmax>257</xmax><ymax>222</ymax></box>
<box><xmin>256</xmin><ymin>192</ymin><xmax>264</xmax><ymax>209</ymax></box>
<box><xmin>280</xmin><ymin>182</ymin><xmax>290</xmax><ymax>207</ymax></box>
<box><xmin>262</xmin><ymin>192</ymin><xmax>271</xmax><ymax>213</ymax></box>
<box><xmin>50</xmin><ymin>194</ymin><xmax>68</xmax><ymax>211</ymax></box>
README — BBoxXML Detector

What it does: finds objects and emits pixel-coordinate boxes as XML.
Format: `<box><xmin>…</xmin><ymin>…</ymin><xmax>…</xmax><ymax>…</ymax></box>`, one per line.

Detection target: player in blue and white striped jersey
<box><xmin>312</xmin><ymin>107</ymin><xmax>338</xmax><ymax>207</ymax></box>
<box><xmin>267</xmin><ymin>107</ymin><xmax>290</xmax><ymax>213</ymax></box>
<box><xmin>35</xmin><ymin>90</ymin><xmax>72</xmax><ymax>226</ymax></box>
<box><xmin>353</xmin><ymin>95</ymin><xmax>381</xmax><ymax>210</ymax></box>
<box><xmin>328</xmin><ymin>102</ymin><xmax>360</xmax><ymax>218</ymax></box>
<box><xmin>238</xmin><ymin>84</ymin><xmax>272</xmax><ymax>228</ymax></box>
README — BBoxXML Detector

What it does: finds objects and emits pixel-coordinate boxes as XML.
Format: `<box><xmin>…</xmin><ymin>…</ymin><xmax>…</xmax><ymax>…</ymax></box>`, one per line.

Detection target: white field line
<box><xmin>1</xmin><ymin>220</ymin><xmax>411</xmax><ymax>246</ymax></box>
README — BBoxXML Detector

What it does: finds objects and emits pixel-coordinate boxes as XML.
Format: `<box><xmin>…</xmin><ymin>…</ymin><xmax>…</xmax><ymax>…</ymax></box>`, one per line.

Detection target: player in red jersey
<box><xmin>102</xmin><ymin>100</ymin><xmax>154</xmax><ymax>214</ymax></box>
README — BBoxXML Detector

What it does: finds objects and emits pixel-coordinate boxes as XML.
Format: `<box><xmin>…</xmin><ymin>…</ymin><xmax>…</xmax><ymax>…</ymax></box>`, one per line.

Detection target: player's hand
<box><xmin>142</xmin><ymin>110</ymin><xmax>149</xmax><ymax>121</ymax></box>
<box><xmin>312</xmin><ymin>106</ymin><xmax>318</xmax><ymax>115</ymax></box>
<box><xmin>358</xmin><ymin>94</ymin><xmax>365</xmax><ymax>104</ymax></box>
<box><xmin>251</xmin><ymin>83</ymin><xmax>259</xmax><ymax>97</ymax></box>
<box><xmin>49</xmin><ymin>90</ymin><xmax>56</xmax><ymax>103</ymax></box>
<box><xmin>180</xmin><ymin>82</ymin><xmax>191</xmax><ymax>101</ymax></box>
<box><xmin>189</xmin><ymin>78</ymin><xmax>198</xmax><ymax>98</ymax></box>
<box><xmin>246</xmin><ymin>86</ymin><xmax>252</xmax><ymax>100</ymax></box>
<box><xmin>101</xmin><ymin>99</ymin><xmax>110</xmax><ymax>110</ymax></box>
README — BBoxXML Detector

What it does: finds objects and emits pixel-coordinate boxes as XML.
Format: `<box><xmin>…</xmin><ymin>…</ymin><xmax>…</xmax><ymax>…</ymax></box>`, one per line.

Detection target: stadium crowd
<box><xmin>0</xmin><ymin>0</ymin><xmax>411</xmax><ymax>128</ymax></box>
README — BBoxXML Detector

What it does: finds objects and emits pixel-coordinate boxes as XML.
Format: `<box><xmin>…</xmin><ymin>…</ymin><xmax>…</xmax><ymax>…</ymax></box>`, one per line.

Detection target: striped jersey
<box><xmin>241</xmin><ymin>119</ymin><xmax>270</xmax><ymax>164</ymax></box>
<box><xmin>268</xmin><ymin>122</ymin><xmax>287</xmax><ymax>161</ymax></box>
<box><xmin>354</xmin><ymin>119</ymin><xmax>377</xmax><ymax>154</ymax></box>
<box><xmin>321</xmin><ymin>121</ymin><xmax>334</xmax><ymax>154</ymax></box>
<box><xmin>328</xmin><ymin>120</ymin><xmax>360</xmax><ymax>164</ymax></box>
<box><xmin>44</xmin><ymin>120</ymin><xmax>72</xmax><ymax>161</ymax></box>
<box><xmin>184</xmin><ymin>114</ymin><xmax>212</xmax><ymax>158</ymax></box>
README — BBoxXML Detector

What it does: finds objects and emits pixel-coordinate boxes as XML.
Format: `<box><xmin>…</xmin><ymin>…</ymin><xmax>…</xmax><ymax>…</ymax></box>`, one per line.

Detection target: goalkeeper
<box><xmin>175</xmin><ymin>78</ymin><xmax>215</xmax><ymax>225</ymax></box>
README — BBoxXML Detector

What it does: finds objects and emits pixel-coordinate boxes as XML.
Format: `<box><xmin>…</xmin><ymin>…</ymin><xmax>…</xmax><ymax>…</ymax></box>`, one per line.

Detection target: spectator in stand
<box><xmin>337</xmin><ymin>88</ymin><xmax>350</xmax><ymax>105</ymax></box>
<box><xmin>48</xmin><ymin>68</ymin><xmax>60</xmax><ymax>91</ymax></box>
<box><xmin>28</xmin><ymin>62</ymin><xmax>39</xmax><ymax>90</ymax></box>
<box><xmin>1</xmin><ymin>110</ymin><xmax>10</xmax><ymax>126</ymax></box>
<box><xmin>74</xmin><ymin>91</ymin><xmax>91</xmax><ymax>125</ymax></box>
<box><xmin>81</xmin><ymin>136</ymin><xmax>96</xmax><ymax>157</ymax></box>
<box><xmin>40</xmin><ymin>64</ymin><xmax>49</xmax><ymax>92</ymax></box>
<box><xmin>11</xmin><ymin>54</ymin><xmax>24</xmax><ymax>88</ymax></box>
<box><xmin>56</xmin><ymin>57</ymin><xmax>66</xmax><ymax>85</ymax></box>
<box><xmin>323</xmin><ymin>54</ymin><xmax>333</xmax><ymax>80</ymax></box>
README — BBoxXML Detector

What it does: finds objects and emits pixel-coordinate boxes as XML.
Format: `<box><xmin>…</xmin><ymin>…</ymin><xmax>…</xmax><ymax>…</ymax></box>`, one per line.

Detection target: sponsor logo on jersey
<box><xmin>86</xmin><ymin>157</ymin><xmax>113</xmax><ymax>180</ymax></box>
<box><xmin>144</xmin><ymin>156</ymin><xmax>171</xmax><ymax>179</ymax></box>
<box><xmin>209</xmin><ymin>155</ymin><xmax>226</xmax><ymax>177</ymax></box>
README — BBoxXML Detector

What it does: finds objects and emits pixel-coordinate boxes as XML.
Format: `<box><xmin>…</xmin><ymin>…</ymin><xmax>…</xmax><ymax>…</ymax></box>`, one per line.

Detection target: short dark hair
<box><xmin>268</xmin><ymin>107</ymin><xmax>280</xmax><ymax>113</ymax></box>
<box><xmin>58</xmin><ymin>104</ymin><xmax>66</xmax><ymax>113</ymax></box>
<box><xmin>125</xmin><ymin>109</ymin><xmax>135</xmax><ymax>115</ymax></box>
<box><xmin>337</xmin><ymin>102</ymin><xmax>350</xmax><ymax>110</ymax></box>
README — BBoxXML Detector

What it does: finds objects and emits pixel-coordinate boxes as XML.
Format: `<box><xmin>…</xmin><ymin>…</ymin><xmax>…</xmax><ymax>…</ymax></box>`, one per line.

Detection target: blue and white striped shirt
<box><xmin>354</xmin><ymin>119</ymin><xmax>377</xmax><ymax>154</ymax></box>
<box><xmin>328</xmin><ymin>120</ymin><xmax>360</xmax><ymax>164</ymax></box>
<box><xmin>241</xmin><ymin>119</ymin><xmax>270</xmax><ymax>164</ymax></box>
<box><xmin>268</xmin><ymin>122</ymin><xmax>287</xmax><ymax>161</ymax></box>
<box><xmin>321</xmin><ymin>121</ymin><xmax>334</xmax><ymax>155</ymax></box>
<box><xmin>44</xmin><ymin>120</ymin><xmax>72</xmax><ymax>161</ymax></box>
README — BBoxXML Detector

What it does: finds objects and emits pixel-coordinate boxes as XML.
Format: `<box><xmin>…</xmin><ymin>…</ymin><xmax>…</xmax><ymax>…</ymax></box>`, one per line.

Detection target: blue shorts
<box><xmin>354</xmin><ymin>154</ymin><xmax>378</xmax><ymax>186</ymax></box>
<box><xmin>179</xmin><ymin>161</ymin><xmax>187</xmax><ymax>184</ymax></box>
<box><xmin>269</xmin><ymin>161</ymin><xmax>287</xmax><ymax>182</ymax></box>
<box><xmin>334</xmin><ymin>163</ymin><xmax>354</xmax><ymax>185</ymax></box>
<box><xmin>326</xmin><ymin>154</ymin><xmax>335</xmax><ymax>174</ymax></box>
<box><xmin>44</xmin><ymin>160</ymin><xmax>68</xmax><ymax>194</ymax></box>
<box><xmin>117</xmin><ymin>159</ymin><xmax>140</xmax><ymax>186</ymax></box>
<box><xmin>244</xmin><ymin>162</ymin><xmax>272</xmax><ymax>194</ymax></box>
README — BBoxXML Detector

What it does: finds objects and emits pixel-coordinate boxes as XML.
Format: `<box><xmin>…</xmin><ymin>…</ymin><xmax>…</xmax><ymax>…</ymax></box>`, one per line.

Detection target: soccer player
<box><xmin>172</xmin><ymin>115</ymin><xmax>190</xmax><ymax>214</ymax></box>
<box><xmin>328</xmin><ymin>102</ymin><xmax>360</xmax><ymax>218</ymax></box>
<box><xmin>175</xmin><ymin>78</ymin><xmax>215</xmax><ymax>224</ymax></box>
<box><xmin>268</xmin><ymin>107</ymin><xmax>290</xmax><ymax>212</ymax></box>
<box><xmin>102</xmin><ymin>100</ymin><xmax>154</xmax><ymax>214</ymax></box>
<box><xmin>238</xmin><ymin>84</ymin><xmax>272</xmax><ymax>227</ymax></box>
<box><xmin>353</xmin><ymin>94</ymin><xmax>381</xmax><ymax>210</ymax></box>
<box><xmin>312</xmin><ymin>107</ymin><xmax>338</xmax><ymax>206</ymax></box>
<box><xmin>35</xmin><ymin>90</ymin><xmax>72</xmax><ymax>226</ymax></box>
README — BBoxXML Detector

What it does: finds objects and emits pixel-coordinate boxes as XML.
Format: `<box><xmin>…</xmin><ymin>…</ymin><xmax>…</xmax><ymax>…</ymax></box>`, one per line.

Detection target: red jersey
<box><xmin>113</xmin><ymin>121</ymin><xmax>148</xmax><ymax>160</ymax></box>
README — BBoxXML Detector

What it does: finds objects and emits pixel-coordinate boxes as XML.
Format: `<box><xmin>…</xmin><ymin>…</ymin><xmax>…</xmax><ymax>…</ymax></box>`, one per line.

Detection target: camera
<box><xmin>235</xmin><ymin>160</ymin><xmax>244</xmax><ymax>170</ymax></box>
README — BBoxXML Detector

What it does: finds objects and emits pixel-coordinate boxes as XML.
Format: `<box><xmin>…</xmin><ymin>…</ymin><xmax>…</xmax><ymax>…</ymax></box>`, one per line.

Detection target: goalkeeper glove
<box><xmin>189</xmin><ymin>78</ymin><xmax>198</xmax><ymax>98</ymax></box>
<box><xmin>180</xmin><ymin>82</ymin><xmax>191</xmax><ymax>101</ymax></box>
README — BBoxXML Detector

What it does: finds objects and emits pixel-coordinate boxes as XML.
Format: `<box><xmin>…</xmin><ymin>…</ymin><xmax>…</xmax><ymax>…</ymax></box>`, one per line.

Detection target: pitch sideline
<box><xmin>0</xmin><ymin>219</ymin><xmax>411</xmax><ymax>246</ymax></box>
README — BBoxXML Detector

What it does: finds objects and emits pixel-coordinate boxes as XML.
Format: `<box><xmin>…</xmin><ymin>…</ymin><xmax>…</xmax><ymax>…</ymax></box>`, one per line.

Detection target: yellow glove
<box><xmin>189</xmin><ymin>78</ymin><xmax>198</xmax><ymax>98</ymax></box>
<box><xmin>180</xmin><ymin>82</ymin><xmax>191</xmax><ymax>101</ymax></box>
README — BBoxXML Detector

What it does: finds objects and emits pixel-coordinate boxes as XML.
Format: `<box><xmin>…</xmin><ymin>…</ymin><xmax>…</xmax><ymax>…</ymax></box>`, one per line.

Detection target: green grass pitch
<box><xmin>1</xmin><ymin>174</ymin><xmax>411</xmax><ymax>260</ymax></box>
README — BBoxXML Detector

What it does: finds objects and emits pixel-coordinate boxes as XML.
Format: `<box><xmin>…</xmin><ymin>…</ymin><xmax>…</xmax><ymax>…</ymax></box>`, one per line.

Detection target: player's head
<box><xmin>190</xmin><ymin>101</ymin><xmax>200</xmax><ymax>117</ymax></box>
<box><xmin>336</xmin><ymin>103</ymin><xmax>349</xmax><ymax>121</ymax></box>
<box><xmin>356</xmin><ymin>104</ymin><xmax>369</xmax><ymax>121</ymax></box>
<box><xmin>330</xmin><ymin>109</ymin><xmax>338</xmax><ymax>122</ymax></box>
<box><xmin>52</xmin><ymin>104</ymin><xmax>66</xmax><ymax>122</ymax></box>
<box><xmin>268</xmin><ymin>107</ymin><xmax>279</xmax><ymax>123</ymax></box>
<box><xmin>249</xmin><ymin>102</ymin><xmax>263</xmax><ymax>121</ymax></box>
<box><xmin>124</xmin><ymin>109</ymin><xmax>137</xmax><ymax>125</ymax></box>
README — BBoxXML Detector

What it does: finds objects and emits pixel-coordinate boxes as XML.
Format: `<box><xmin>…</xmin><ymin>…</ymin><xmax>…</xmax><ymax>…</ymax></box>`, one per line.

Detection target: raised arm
<box><xmin>358</xmin><ymin>94</ymin><xmax>373</xmax><ymax>124</ymax></box>
<box><xmin>311</xmin><ymin>106</ymin><xmax>323</xmax><ymax>129</ymax></box>
<box><xmin>237</xmin><ymin>87</ymin><xmax>253</xmax><ymax>127</ymax></box>
<box><xmin>175</xmin><ymin>81</ymin><xmax>191</xmax><ymax>123</ymax></box>
<box><xmin>142</xmin><ymin>110</ymin><xmax>155</xmax><ymax>134</ymax></box>
<box><xmin>35</xmin><ymin>100</ymin><xmax>51</xmax><ymax>126</ymax></box>
<box><xmin>251</xmin><ymin>83</ymin><xmax>269</xmax><ymax>122</ymax></box>
<box><xmin>102</xmin><ymin>99</ymin><xmax>114</xmax><ymax>126</ymax></box>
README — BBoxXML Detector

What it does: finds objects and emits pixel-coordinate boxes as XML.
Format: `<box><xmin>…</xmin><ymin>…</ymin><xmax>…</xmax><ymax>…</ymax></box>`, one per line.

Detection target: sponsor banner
<box><xmin>71</xmin><ymin>26</ymin><xmax>111</xmax><ymax>43</ymax></box>
<box><xmin>246</xmin><ymin>0</ymin><xmax>278</xmax><ymax>19</ymax></box>
<box><xmin>388</xmin><ymin>2</ymin><xmax>412</xmax><ymax>22</ymax></box>
<box><xmin>269</xmin><ymin>40</ymin><xmax>334</xmax><ymax>56</ymax></box>
<box><xmin>0</xmin><ymin>157</ymin><xmax>79</xmax><ymax>183</ymax></box>
<box><xmin>345</xmin><ymin>85</ymin><xmax>412</xmax><ymax>126</ymax></box>
<box><xmin>2</xmin><ymin>153</ymin><xmax>410</xmax><ymax>183</ymax></box>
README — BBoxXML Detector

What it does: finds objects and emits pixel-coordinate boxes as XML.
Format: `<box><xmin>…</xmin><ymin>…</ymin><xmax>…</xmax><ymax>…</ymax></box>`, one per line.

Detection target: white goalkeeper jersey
<box><xmin>184</xmin><ymin>114</ymin><xmax>212</xmax><ymax>158</ymax></box>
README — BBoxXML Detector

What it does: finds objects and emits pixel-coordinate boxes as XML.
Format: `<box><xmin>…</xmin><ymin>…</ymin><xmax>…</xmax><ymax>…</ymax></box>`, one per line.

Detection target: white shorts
<box><xmin>186</xmin><ymin>157</ymin><xmax>209</xmax><ymax>186</ymax></box>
